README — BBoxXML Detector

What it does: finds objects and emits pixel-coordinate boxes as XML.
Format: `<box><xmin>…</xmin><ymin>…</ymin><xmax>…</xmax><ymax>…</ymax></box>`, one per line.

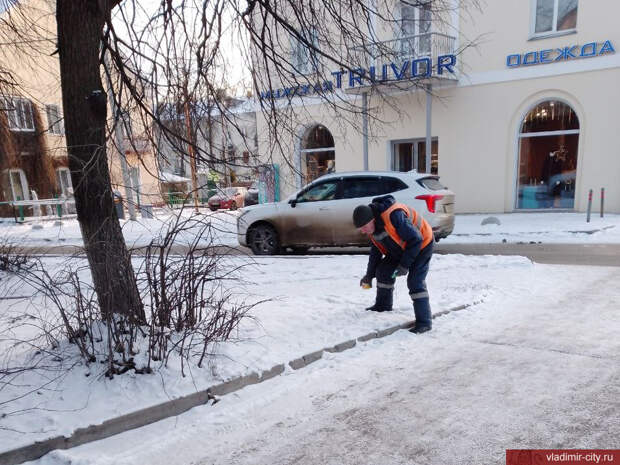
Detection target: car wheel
<box><xmin>229</xmin><ymin>201</ymin><xmax>237</xmax><ymax>211</ymax></box>
<box><xmin>209</xmin><ymin>206</ymin><xmax>218</xmax><ymax>212</ymax></box>
<box><xmin>248</xmin><ymin>224</ymin><xmax>280</xmax><ymax>255</ymax></box>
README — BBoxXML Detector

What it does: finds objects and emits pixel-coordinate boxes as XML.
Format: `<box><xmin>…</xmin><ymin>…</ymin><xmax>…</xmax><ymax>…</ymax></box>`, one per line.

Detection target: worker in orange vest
<box><xmin>353</xmin><ymin>195</ymin><xmax>434</xmax><ymax>334</ymax></box>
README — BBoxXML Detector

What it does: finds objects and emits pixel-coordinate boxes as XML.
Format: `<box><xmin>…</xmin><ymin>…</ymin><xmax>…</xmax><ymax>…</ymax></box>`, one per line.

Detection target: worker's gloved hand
<box><xmin>391</xmin><ymin>265</ymin><xmax>408</xmax><ymax>279</ymax></box>
<box><xmin>360</xmin><ymin>275</ymin><xmax>372</xmax><ymax>288</ymax></box>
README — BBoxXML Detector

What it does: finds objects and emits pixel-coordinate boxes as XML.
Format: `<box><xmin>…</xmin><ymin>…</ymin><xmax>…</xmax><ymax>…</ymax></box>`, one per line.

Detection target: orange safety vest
<box><xmin>370</xmin><ymin>203</ymin><xmax>433</xmax><ymax>255</ymax></box>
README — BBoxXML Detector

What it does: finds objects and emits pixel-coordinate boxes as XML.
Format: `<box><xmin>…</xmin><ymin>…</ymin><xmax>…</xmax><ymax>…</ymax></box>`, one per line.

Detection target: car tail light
<box><xmin>415</xmin><ymin>194</ymin><xmax>444</xmax><ymax>213</ymax></box>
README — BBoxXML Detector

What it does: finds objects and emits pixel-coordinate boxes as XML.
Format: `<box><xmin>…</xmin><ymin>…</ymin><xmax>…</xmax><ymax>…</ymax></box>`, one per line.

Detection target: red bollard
<box><xmin>587</xmin><ymin>189</ymin><xmax>593</xmax><ymax>223</ymax></box>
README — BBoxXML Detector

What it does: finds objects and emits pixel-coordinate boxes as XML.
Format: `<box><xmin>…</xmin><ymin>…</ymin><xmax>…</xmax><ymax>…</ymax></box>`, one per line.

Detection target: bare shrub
<box><xmin>2</xmin><ymin>211</ymin><xmax>259</xmax><ymax>381</ymax></box>
<box><xmin>0</xmin><ymin>235</ymin><xmax>32</xmax><ymax>274</ymax></box>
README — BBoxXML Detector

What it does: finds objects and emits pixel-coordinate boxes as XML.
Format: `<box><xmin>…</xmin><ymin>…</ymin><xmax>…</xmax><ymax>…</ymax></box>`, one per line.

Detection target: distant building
<box><xmin>156</xmin><ymin>97</ymin><xmax>259</xmax><ymax>201</ymax></box>
<box><xmin>0</xmin><ymin>0</ymin><xmax>164</xmax><ymax>218</ymax></box>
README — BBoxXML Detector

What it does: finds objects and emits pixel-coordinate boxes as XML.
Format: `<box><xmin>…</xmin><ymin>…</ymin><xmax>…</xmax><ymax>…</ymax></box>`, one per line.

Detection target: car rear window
<box><xmin>416</xmin><ymin>177</ymin><xmax>445</xmax><ymax>191</ymax></box>
<box><xmin>342</xmin><ymin>176</ymin><xmax>408</xmax><ymax>199</ymax></box>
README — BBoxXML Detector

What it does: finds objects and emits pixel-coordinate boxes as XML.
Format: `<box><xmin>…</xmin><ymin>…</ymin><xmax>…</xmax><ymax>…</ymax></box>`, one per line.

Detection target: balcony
<box><xmin>346</xmin><ymin>32</ymin><xmax>458</xmax><ymax>91</ymax></box>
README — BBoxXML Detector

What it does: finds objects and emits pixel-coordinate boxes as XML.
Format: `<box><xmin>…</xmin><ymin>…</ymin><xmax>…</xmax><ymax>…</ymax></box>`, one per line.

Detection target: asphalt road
<box><xmin>15</xmin><ymin>242</ymin><xmax>620</xmax><ymax>266</ymax></box>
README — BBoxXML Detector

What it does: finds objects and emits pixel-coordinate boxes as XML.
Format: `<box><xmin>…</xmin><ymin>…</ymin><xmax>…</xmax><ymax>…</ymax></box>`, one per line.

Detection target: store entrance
<box><xmin>517</xmin><ymin>100</ymin><xmax>580</xmax><ymax>209</ymax></box>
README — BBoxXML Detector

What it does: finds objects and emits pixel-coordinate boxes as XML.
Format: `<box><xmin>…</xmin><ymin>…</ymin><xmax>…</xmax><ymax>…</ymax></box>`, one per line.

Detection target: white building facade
<box><xmin>255</xmin><ymin>0</ymin><xmax>620</xmax><ymax>213</ymax></box>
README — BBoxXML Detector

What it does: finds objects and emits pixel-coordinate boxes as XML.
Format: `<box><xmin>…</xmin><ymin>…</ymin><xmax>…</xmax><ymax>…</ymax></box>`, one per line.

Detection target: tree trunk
<box><xmin>56</xmin><ymin>0</ymin><xmax>144</xmax><ymax>322</ymax></box>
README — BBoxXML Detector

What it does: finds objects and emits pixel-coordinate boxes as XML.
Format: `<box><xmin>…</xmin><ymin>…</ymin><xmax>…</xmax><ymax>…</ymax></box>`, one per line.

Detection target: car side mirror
<box><xmin>288</xmin><ymin>198</ymin><xmax>297</xmax><ymax>208</ymax></box>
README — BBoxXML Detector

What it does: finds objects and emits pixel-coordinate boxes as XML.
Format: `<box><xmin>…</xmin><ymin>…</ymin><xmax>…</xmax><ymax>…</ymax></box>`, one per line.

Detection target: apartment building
<box><xmin>254</xmin><ymin>0</ymin><xmax>620</xmax><ymax>213</ymax></box>
<box><xmin>156</xmin><ymin>97</ymin><xmax>259</xmax><ymax>200</ymax></box>
<box><xmin>0</xmin><ymin>0</ymin><xmax>163</xmax><ymax>218</ymax></box>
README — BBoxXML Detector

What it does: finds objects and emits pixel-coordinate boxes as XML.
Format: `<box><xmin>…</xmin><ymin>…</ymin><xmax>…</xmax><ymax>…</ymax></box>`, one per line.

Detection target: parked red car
<box><xmin>208</xmin><ymin>187</ymin><xmax>247</xmax><ymax>211</ymax></box>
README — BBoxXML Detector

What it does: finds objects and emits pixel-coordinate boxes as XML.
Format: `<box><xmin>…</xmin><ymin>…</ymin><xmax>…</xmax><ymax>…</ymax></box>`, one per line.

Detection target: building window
<box><xmin>46</xmin><ymin>104</ymin><xmax>64</xmax><ymax>135</ymax></box>
<box><xmin>533</xmin><ymin>0</ymin><xmax>577</xmax><ymax>37</ymax></box>
<box><xmin>7</xmin><ymin>169</ymin><xmax>29</xmax><ymax>201</ymax></box>
<box><xmin>2</xmin><ymin>97</ymin><xmax>35</xmax><ymax>132</ymax></box>
<box><xmin>300</xmin><ymin>124</ymin><xmax>335</xmax><ymax>184</ymax></box>
<box><xmin>517</xmin><ymin>100</ymin><xmax>579</xmax><ymax>210</ymax></box>
<box><xmin>291</xmin><ymin>26</ymin><xmax>319</xmax><ymax>75</ymax></box>
<box><xmin>398</xmin><ymin>1</ymin><xmax>432</xmax><ymax>58</ymax></box>
<box><xmin>392</xmin><ymin>137</ymin><xmax>438</xmax><ymax>175</ymax></box>
<box><xmin>56</xmin><ymin>167</ymin><xmax>73</xmax><ymax>197</ymax></box>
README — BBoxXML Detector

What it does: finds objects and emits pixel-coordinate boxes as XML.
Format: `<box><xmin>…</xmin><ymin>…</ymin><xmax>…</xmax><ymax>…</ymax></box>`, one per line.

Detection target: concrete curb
<box><xmin>0</xmin><ymin>300</ymin><xmax>482</xmax><ymax>465</ymax></box>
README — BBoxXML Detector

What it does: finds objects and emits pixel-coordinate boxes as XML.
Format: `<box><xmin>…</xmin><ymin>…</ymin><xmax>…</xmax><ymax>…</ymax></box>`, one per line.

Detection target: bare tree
<box><xmin>3</xmin><ymin>0</ymin><xmax>480</xmax><ymax>324</ymax></box>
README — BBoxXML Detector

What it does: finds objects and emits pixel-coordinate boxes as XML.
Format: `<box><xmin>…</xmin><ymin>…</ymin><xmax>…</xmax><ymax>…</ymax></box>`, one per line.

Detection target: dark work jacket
<box><xmin>365</xmin><ymin>195</ymin><xmax>423</xmax><ymax>279</ymax></box>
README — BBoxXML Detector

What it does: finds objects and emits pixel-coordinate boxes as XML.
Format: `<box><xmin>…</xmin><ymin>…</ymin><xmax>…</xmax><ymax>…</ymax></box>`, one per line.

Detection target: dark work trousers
<box><xmin>373</xmin><ymin>241</ymin><xmax>434</xmax><ymax>328</ymax></box>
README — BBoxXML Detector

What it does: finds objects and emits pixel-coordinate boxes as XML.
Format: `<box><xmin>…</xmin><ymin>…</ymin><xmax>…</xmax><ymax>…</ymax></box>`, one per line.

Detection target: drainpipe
<box><xmin>362</xmin><ymin>91</ymin><xmax>368</xmax><ymax>171</ymax></box>
<box><xmin>425</xmin><ymin>84</ymin><xmax>432</xmax><ymax>172</ymax></box>
<box><xmin>104</xmin><ymin>52</ymin><xmax>136</xmax><ymax>221</ymax></box>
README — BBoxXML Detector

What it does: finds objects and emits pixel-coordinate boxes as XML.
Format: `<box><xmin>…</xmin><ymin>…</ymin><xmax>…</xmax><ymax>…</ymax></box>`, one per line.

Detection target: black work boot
<box><xmin>366</xmin><ymin>286</ymin><xmax>393</xmax><ymax>312</ymax></box>
<box><xmin>365</xmin><ymin>304</ymin><xmax>391</xmax><ymax>312</ymax></box>
<box><xmin>409</xmin><ymin>325</ymin><xmax>432</xmax><ymax>334</ymax></box>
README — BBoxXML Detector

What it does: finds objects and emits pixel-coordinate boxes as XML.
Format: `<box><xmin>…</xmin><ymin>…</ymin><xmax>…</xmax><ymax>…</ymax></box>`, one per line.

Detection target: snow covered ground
<box><xmin>443</xmin><ymin>212</ymin><xmax>620</xmax><ymax>244</ymax></box>
<box><xmin>1</xmin><ymin>208</ymin><xmax>619</xmax><ymax>463</ymax></box>
<box><xmin>1</xmin><ymin>208</ymin><xmax>620</xmax><ymax>249</ymax></box>
<box><xmin>0</xmin><ymin>208</ymin><xmax>241</xmax><ymax>249</ymax></box>
<box><xmin>0</xmin><ymin>253</ymin><xmax>524</xmax><ymax>453</ymax></box>
<box><xmin>25</xmin><ymin>261</ymin><xmax>620</xmax><ymax>465</ymax></box>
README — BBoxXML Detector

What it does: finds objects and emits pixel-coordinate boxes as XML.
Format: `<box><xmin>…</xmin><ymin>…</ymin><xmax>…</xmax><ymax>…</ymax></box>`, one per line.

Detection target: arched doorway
<box><xmin>300</xmin><ymin>124</ymin><xmax>335</xmax><ymax>184</ymax></box>
<box><xmin>516</xmin><ymin>100</ymin><xmax>580</xmax><ymax>209</ymax></box>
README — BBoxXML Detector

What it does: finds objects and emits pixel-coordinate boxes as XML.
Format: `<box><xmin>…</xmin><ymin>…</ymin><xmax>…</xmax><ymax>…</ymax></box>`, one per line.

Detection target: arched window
<box><xmin>517</xmin><ymin>100</ymin><xmax>579</xmax><ymax>209</ymax></box>
<box><xmin>300</xmin><ymin>124</ymin><xmax>335</xmax><ymax>184</ymax></box>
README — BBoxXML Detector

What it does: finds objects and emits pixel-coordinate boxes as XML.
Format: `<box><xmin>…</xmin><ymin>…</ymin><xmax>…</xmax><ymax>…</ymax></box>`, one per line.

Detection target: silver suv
<box><xmin>237</xmin><ymin>171</ymin><xmax>455</xmax><ymax>255</ymax></box>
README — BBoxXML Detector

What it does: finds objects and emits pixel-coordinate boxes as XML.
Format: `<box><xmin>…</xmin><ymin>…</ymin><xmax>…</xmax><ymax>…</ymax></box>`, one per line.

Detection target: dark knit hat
<box><xmin>353</xmin><ymin>205</ymin><xmax>374</xmax><ymax>228</ymax></box>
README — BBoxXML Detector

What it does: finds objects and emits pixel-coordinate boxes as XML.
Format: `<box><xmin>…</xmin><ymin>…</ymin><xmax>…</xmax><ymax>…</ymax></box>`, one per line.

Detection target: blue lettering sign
<box><xmin>580</xmin><ymin>42</ymin><xmax>597</xmax><ymax>57</ymax></box>
<box><xmin>437</xmin><ymin>54</ymin><xmax>456</xmax><ymax>74</ymax></box>
<box><xmin>259</xmin><ymin>54</ymin><xmax>458</xmax><ymax>99</ymax></box>
<box><xmin>349</xmin><ymin>68</ymin><xmax>364</xmax><ymax>87</ymax></box>
<box><xmin>391</xmin><ymin>61</ymin><xmax>409</xmax><ymax>80</ymax></box>
<box><xmin>523</xmin><ymin>51</ymin><xmax>539</xmax><ymax>65</ymax></box>
<box><xmin>506</xmin><ymin>54</ymin><xmax>521</xmax><ymax>67</ymax></box>
<box><xmin>331</xmin><ymin>70</ymin><xmax>346</xmax><ymax>88</ymax></box>
<box><xmin>506</xmin><ymin>40</ymin><xmax>615</xmax><ymax>69</ymax></box>
<box><xmin>555</xmin><ymin>45</ymin><xmax>579</xmax><ymax>61</ymax></box>
<box><xmin>539</xmin><ymin>49</ymin><xmax>553</xmax><ymax>63</ymax></box>
<box><xmin>368</xmin><ymin>66</ymin><xmax>377</xmax><ymax>82</ymax></box>
<box><xmin>599</xmin><ymin>40</ymin><xmax>615</xmax><ymax>55</ymax></box>
<box><xmin>412</xmin><ymin>58</ymin><xmax>431</xmax><ymax>77</ymax></box>
<box><xmin>381</xmin><ymin>64</ymin><xmax>389</xmax><ymax>81</ymax></box>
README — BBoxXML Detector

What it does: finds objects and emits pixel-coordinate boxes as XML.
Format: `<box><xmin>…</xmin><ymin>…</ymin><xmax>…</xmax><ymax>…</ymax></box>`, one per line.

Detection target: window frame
<box><xmin>2</xmin><ymin>97</ymin><xmax>35</xmax><ymax>132</ymax></box>
<box><xmin>296</xmin><ymin>178</ymin><xmax>342</xmax><ymax>203</ymax></box>
<box><xmin>529</xmin><ymin>0</ymin><xmax>578</xmax><ymax>40</ymax></box>
<box><xmin>341</xmin><ymin>175</ymin><xmax>407</xmax><ymax>199</ymax></box>
<box><xmin>7</xmin><ymin>169</ymin><xmax>30</xmax><ymax>201</ymax></box>
<box><xmin>391</xmin><ymin>136</ymin><xmax>439</xmax><ymax>175</ymax></box>
<box><xmin>396</xmin><ymin>0</ymin><xmax>433</xmax><ymax>58</ymax></box>
<box><xmin>290</xmin><ymin>26</ymin><xmax>319</xmax><ymax>76</ymax></box>
<box><xmin>56</xmin><ymin>167</ymin><xmax>73</xmax><ymax>197</ymax></box>
<box><xmin>46</xmin><ymin>104</ymin><xmax>64</xmax><ymax>135</ymax></box>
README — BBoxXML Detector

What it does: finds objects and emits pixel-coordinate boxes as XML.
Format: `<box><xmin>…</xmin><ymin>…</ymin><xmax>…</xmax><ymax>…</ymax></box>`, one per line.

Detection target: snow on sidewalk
<box><xmin>0</xmin><ymin>209</ymin><xmax>241</xmax><ymax>249</ymax></box>
<box><xmin>443</xmin><ymin>212</ymin><xmax>620</xmax><ymax>244</ymax></box>
<box><xmin>2</xmin><ymin>210</ymin><xmax>620</xmax><ymax>249</ymax></box>
<box><xmin>0</xmin><ymin>253</ymin><xmax>528</xmax><ymax>453</ymax></box>
<box><xmin>27</xmin><ymin>262</ymin><xmax>620</xmax><ymax>465</ymax></box>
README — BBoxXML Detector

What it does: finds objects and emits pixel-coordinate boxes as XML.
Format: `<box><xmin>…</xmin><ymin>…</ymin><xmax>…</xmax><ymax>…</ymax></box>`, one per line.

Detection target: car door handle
<box><xmin>318</xmin><ymin>207</ymin><xmax>330</xmax><ymax>211</ymax></box>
